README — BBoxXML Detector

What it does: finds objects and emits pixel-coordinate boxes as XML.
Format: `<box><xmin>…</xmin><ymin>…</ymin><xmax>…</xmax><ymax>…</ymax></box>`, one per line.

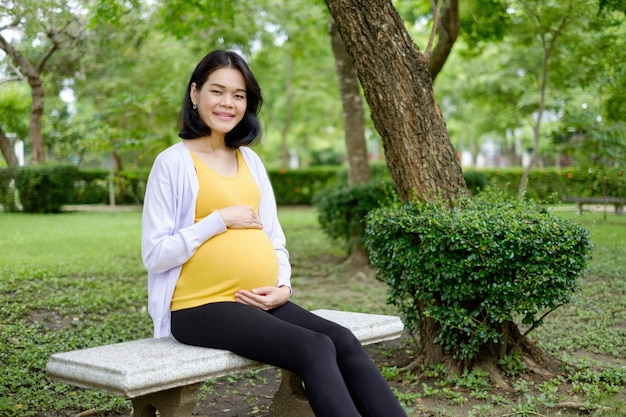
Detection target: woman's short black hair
<box><xmin>178</xmin><ymin>50</ymin><xmax>263</xmax><ymax>147</ymax></box>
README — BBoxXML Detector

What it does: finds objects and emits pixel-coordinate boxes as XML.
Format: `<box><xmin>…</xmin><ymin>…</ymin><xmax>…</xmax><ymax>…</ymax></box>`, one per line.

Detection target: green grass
<box><xmin>532</xmin><ymin>211</ymin><xmax>626</xmax><ymax>360</ymax></box>
<box><xmin>0</xmin><ymin>206</ymin><xmax>624</xmax><ymax>416</ymax></box>
<box><xmin>0</xmin><ymin>211</ymin><xmax>149</xmax><ymax>416</ymax></box>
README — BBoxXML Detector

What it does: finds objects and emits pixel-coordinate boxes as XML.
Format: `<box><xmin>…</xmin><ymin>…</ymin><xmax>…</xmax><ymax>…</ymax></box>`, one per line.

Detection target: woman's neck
<box><xmin>184</xmin><ymin>135</ymin><xmax>229</xmax><ymax>154</ymax></box>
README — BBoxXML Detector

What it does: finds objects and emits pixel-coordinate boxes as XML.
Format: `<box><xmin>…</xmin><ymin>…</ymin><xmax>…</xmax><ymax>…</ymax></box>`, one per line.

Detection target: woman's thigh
<box><xmin>171</xmin><ymin>301</ymin><xmax>338</xmax><ymax>370</ymax></box>
<box><xmin>271</xmin><ymin>303</ymin><xmax>362</xmax><ymax>353</ymax></box>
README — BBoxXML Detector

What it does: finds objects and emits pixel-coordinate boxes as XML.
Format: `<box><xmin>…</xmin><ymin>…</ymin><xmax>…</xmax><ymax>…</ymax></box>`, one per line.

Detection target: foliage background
<box><xmin>1</xmin><ymin>0</ymin><xmax>624</xmax><ymax>175</ymax></box>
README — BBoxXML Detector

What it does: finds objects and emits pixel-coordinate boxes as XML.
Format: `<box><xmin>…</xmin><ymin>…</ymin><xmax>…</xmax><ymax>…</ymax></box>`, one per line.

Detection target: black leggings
<box><xmin>171</xmin><ymin>301</ymin><xmax>406</xmax><ymax>417</ymax></box>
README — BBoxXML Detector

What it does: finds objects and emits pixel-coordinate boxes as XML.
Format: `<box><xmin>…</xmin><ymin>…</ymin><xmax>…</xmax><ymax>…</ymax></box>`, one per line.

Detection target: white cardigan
<box><xmin>141</xmin><ymin>141</ymin><xmax>291</xmax><ymax>338</ymax></box>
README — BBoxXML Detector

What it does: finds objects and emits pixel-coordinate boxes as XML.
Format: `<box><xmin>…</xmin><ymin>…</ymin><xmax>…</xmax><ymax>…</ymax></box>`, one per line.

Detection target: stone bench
<box><xmin>47</xmin><ymin>309</ymin><xmax>404</xmax><ymax>417</ymax></box>
<box><xmin>562</xmin><ymin>196</ymin><xmax>625</xmax><ymax>215</ymax></box>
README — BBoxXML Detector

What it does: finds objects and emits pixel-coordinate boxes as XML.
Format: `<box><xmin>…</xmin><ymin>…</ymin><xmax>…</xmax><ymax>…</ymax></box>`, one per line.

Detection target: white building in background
<box><xmin>478</xmin><ymin>140</ymin><xmax>498</xmax><ymax>168</ymax></box>
<box><xmin>14</xmin><ymin>139</ymin><xmax>24</xmax><ymax>166</ymax></box>
<box><xmin>7</xmin><ymin>133</ymin><xmax>24</xmax><ymax>166</ymax></box>
<box><xmin>288</xmin><ymin>149</ymin><xmax>299</xmax><ymax>169</ymax></box>
<box><xmin>460</xmin><ymin>136</ymin><xmax>531</xmax><ymax>169</ymax></box>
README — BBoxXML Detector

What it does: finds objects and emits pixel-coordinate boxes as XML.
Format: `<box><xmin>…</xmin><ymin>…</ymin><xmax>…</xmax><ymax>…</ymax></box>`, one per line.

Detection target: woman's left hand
<box><xmin>235</xmin><ymin>285</ymin><xmax>291</xmax><ymax>311</ymax></box>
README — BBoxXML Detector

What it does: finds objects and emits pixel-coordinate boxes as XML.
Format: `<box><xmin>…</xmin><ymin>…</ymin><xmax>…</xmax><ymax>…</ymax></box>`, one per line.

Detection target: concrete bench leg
<box><xmin>131</xmin><ymin>383</ymin><xmax>202</xmax><ymax>417</ymax></box>
<box><xmin>269</xmin><ymin>370</ymin><xmax>314</xmax><ymax>417</ymax></box>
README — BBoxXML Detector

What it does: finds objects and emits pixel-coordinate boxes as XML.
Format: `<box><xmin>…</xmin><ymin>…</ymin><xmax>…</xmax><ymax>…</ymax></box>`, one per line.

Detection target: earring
<box><xmin>192</xmin><ymin>103</ymin><xmax>197</xmax><ymax>110</ymax></box>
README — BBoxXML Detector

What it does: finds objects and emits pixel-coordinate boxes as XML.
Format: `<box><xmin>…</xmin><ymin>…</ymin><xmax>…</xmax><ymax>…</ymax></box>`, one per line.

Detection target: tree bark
<box><xmin>328</xmin><ymin>17</ymin><xmax>371</xmax><ymax>186</ymax></box>
<box><xmin>28</xmin><ymin>79</ymin><xmax>46</xmax><ymax>164</ymax></box>
<box><xmin>0</xmin><ymin>128</ymin><xmax>19</xmax><ymax>168</ymax></box>
<box><xmin>0</xmin><ymin>33</ymin><xmax>54</xmax><ymax>164</ymax></box>
<box><xmin>324</xmin><ymin>0</ymin><xmax>466</xmax><ymax>203</ymax></box>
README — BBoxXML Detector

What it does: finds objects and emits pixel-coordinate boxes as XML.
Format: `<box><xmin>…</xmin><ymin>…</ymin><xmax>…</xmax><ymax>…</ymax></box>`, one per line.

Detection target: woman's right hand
<box><xmin>217</xmin><ymin>205</ymin><xmax>263</xmax><ymax>229</ymax></box>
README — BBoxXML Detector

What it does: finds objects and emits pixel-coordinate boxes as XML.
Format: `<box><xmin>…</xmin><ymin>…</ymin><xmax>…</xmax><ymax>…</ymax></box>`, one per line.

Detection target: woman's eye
<box><xmin>210</xmin><ymin>90</ymin><xmax>222</xmax><ymax>95</ymax></box>
<box><xmin>235</xmin><ymin>94</ymin><xmax>246</xmax><ymax>100</ymax></box>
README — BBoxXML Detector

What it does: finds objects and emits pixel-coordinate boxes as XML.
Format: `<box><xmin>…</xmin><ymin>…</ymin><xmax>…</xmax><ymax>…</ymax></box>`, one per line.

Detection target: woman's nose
<box><xmin>220</xmin><ymin>94</ymin><xmax>233</xmax><ymax>106</ymax></box>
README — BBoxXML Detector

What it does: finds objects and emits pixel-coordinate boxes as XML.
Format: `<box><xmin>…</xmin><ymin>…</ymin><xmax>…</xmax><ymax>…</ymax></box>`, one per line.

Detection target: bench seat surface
<box><xmin>46</xmin><ymin>309</ymin><xmax>403</xmax><ymax>398</ymax></box>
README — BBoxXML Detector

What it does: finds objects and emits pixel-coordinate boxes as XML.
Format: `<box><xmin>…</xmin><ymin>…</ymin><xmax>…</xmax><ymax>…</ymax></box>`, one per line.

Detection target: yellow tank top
<box><xmin>171</xmin><ymin>149</ymin><xmax>279</xmax><ymax>311</ymax></box>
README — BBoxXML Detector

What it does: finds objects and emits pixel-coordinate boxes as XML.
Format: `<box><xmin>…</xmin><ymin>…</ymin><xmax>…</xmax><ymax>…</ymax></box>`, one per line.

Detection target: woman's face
<box><xmin>191</xmin><ymin>67</ymin><xmax>247</xmax><ymax>137</ymax></box>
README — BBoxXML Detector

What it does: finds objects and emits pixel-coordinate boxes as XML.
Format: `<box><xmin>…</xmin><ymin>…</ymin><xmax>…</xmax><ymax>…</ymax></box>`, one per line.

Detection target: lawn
<box><xmin>0</xmin><ymin>206</ymin><xmax>624</xmax><ymax>416</ymax></box>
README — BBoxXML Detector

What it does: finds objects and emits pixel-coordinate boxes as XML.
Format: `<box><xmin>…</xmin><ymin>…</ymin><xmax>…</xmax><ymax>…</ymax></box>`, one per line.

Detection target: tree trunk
<box><xmin>328</xmin><ymin>17</ymin><xmax>371</xmax><ymax>186</ymax></box>
<box><xmin>281</xmin><ymin>56</ymin><xmax>294</xmax><ymax>169</ymax></box>
<box><xmin>324</xmin><ymin>0</ymin><xmax>466</xmax><ymax>203</ymax></box>
<box><xmin>0</xmin><ymin>129</ymin><xmax>19</xmax><ymax>168</ymax></box>
<box><xmin>0</xmin><ymin>33</ymin><xmax>58</xmax><ymax>165</ymax></box>
<box><xmin>28</xmin><ymin>79</ymin><xmax>46</xmax><ymax>163</ymax></box>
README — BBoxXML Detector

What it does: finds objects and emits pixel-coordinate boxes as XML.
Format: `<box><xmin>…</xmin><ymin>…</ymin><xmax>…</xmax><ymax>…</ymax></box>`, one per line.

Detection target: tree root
<box><xmin>523</xmin><ymin>354</ymin><xmax>555</xmax><ymax>379</ymax></box>
<box><xmin>555</xmin><ymin>401</ymin><xmax>609</xmax><ymax>413</ymax></box>
<box><xmin>404</xmin><ymin>355</ymin><xmax>425</xmax><ymax>373</ymax></box>
<box><xmin>481</xmin><ymin>360</ymin><xmax>510</xmax><ymax>390</ymax></box>
<box><xmin>73</xmin><ymin>410</ymin><xmax>101</xmax><ymax>417</ymax></box>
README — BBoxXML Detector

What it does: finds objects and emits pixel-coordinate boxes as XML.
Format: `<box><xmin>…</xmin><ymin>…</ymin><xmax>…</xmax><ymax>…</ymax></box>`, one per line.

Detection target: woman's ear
<box><xmin>190</xmin><ymin>82</ymin><xmax>198</xmax><ymax>104</ymax></box>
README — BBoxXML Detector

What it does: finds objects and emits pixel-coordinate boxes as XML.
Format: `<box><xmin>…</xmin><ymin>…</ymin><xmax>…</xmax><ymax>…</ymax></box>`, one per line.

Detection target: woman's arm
<box><xmin>141</xmin><ymin>153</ymin><xmax>227</xmax><ymax>274</ymax></box>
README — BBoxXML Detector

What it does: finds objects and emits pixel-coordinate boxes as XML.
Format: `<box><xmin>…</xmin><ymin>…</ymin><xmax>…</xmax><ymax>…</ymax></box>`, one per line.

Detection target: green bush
<box><xmin>71</xmin><ymin>168</ymin><xmax>150</xmax><ymax>205</ymax></box>
<box><xmin>365</xmin><ymin>191</ymin><xmax>593</xmax><ymax>360</ymax></box>
<box><xmin>462</xmin><ymin>170</ymin><xmax>488</xmax><ymax>195</ymax></box>
<box><xmin>268</xmin><ymin>167</ymin><xmax>339</xmax><ymax>205</ymax></box>
<box><xmin>118</xmin><ymin>168</ymin><xmax>150</xmax><ymax>204</ymax></box>
<box><xmin>479</xmin><ymin>167</ymin><xmax>626</xmax><ymax>200</ymax></box>
<box><xmin>15</xmin><ymin>164</ymin><xmax>79</xmax><ymax>213</ymax></box>
<box><xmin>313</xmin><ymin>179</ymin><xmax>398</xmax><ymax>253</ymax></box>
<box><xmin>74</xmin><ymin>169</ymin><xmax>109</xmax><ymax>204</ymax></box>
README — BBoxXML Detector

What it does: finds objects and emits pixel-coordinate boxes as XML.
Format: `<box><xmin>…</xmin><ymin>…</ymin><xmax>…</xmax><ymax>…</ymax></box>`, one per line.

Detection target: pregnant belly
<box><xmin>173</xmin><ymin>229</ymin><xmax>279</xmax><ymax>309</ymax></box>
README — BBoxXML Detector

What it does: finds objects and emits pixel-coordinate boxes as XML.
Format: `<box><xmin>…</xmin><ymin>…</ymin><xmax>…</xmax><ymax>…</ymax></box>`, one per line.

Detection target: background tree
<box><xmin>0</xmin><ymin>0</ymin><xmax>86</xmax><ymax>164</ymax></box>
<box><xmin>328</xmin><ymin>17</ymin><xmax>369</xmax><ymax>186</ymax></box>
<box><xmin>553</xmin><ymin>106</ymin><xmax>626</xmax><ymax>215</ymax></box>
<box><xmin>434</xmin><ymin>44</ymin><xmax>525</xmax><ymax>167</ymax></box>
<box><xmin>249</xmin><ymin>0</ymin><xmax>341</xmax><ymax>168</ymax></box>
<box><xmin>550</xmin><ymin>0</ymin><xmax>626</xmax><ymax>213</ymax></box>
<box><xmin>511</xmin><ymin>0</ymin><xmax>583</xmax><ymax>199</ymax></box>
<box><xmin>0</xmin><ymin>82</ymin><xmax>30</xmax><ymax>167</ymax></box>
<box><xmin>155</xmin><ymin>0</ymin><xmax>342</xmax><ymax>169</ymax></box>
<box><xmin>72</xmin><ymin>9</ymin><xmax>189</xmax><ymax>172</ymax></box>
<box><xmin>396</xmin><ymin>0</ymin><xmax>510</xmax><ymax>81</ymax></box>
<box><xmin>431</xmin><ymin>0</ymin><xmax>624</xmax><ymax>173</ymax></box>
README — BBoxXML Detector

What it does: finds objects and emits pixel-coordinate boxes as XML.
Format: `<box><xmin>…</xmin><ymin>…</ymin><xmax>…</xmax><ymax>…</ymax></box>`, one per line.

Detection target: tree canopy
<box><xmin>0</xmin><ymin>0</ymin><xmax>623</xmax><ymax>174</ymax></box>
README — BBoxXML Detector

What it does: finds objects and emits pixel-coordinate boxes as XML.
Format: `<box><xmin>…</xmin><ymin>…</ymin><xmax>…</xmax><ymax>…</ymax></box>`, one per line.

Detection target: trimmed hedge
<box><xmin>72</xmin><ymin>168</ymin><xmax>150</xmax><ymax>205</ymax></box>
<box><xmin>15</xmin><ymin>164</ymin><xmax>78</xmax><ymax>213</ymax></box>
<box><xmin>73</xmin><ymin>169</ymin><xmax>109</xmax><ymax>205</ymax></box>
<box><xmin>476</xmin><ymin>167</ymin><xmax>626</xmax><ymax>200</ymax></box>
<box><xmin>365</xmin><ymin>191</ymin><xmax>593</xmax><ymax>360</ymax></box>
<box><xmin>0</xmin><ymin>167</ymin><xmax>18</xmax><ymax>212</ymax></box>
<box><xmin>1</xmin><ymin>165</ymin><xmax>623</xmax><ymax>211</ymax></box>
<box><xmin>312</xmin><ymin>179</ymin><xmax>398</xmax><ymax>253</ymax></box>
<box><xmin>268</xmin><ymin>167</ymin><xmax>339</xmax><ymax>206</ymax></box>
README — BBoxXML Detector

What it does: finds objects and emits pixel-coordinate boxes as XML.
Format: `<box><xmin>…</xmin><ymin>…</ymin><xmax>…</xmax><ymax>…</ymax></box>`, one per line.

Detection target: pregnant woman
<box><xmin>141</xmin><ymin>49</ymin><xmax>406</xmax><ymax>417</ymax></box>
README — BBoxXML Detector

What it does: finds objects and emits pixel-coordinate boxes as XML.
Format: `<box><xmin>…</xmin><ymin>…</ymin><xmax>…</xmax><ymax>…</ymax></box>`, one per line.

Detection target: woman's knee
<box><xmin>328</xmin><ymin>325</ymin><xmax>362</xmax><ymax>355</ymax></box>
<box><xmin>298</xmin><ymin>332</ymin><xmax>337</xmax><ymax>363</ymax></box>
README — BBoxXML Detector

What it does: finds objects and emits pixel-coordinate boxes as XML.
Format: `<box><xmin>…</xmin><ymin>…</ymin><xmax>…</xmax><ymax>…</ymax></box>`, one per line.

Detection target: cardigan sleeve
<box><xmin>141</xmin><ymin>148</ymin><xmax>227</xmax><ymax>275</ymax></box>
